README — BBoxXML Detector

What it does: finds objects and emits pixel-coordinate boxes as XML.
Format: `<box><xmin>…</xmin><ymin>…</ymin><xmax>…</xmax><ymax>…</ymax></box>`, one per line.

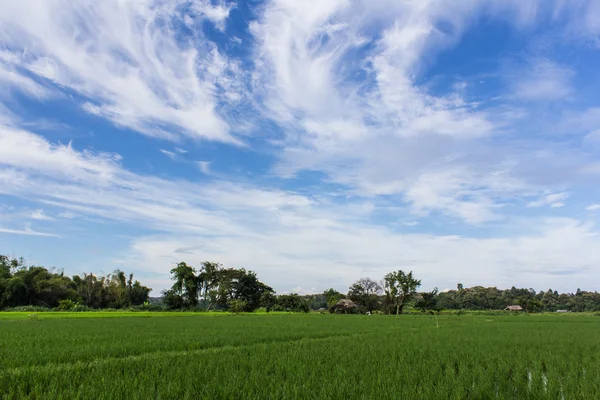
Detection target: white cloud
<box><xmin>0</xmin><ymin>61</ymin><xmax>56</xmax><ymax>100</ymax></box>
<box><xmin>586</xmin><ymin>204</ymin><xmax>600</xmax><ymax>211</ymax></box>
<box><xmin>252</xmin><ymin>0</ymin><xmax>580</xmax><ymax>224</ymax></box>
<box><xmin>0</xmin><ymin>225</ymin><xmax>58</xmax><ymax>237</ymax></box>
<box><xmin>528</xmin><ymin>192</ymin><xmax>570</xmax><ymax>208</ymax></box>
<box><xmin>30</xmin><ymin>209</ymin><xmax>53</xmax><ymax>221</ymax></box>
<box><xmin>1</xmin><ymin>125</ymin><xmax>600</xmax><ymax>293</ymax></box>
<box><xmin>584</xmin><ymin>129</ymin><xmax>600</xmax><ymax>142</ymax></box>
<box><xmin>509</xmin><ymin>59</ymin><xmax>573</xmax><ymax>101</ymax></box>
<box><xmin>125</xmin><ymin>216</ymin><xmax>600</xmax><ymax>294</ymax></box>
<box><xmin>159</xmin><ymin>149</ymin><xmax>178</xmax><ymax>161</ymax></box>
<box><xmin>0</xmin><ymin>124</ymin><xmax>313</xmax><ymax>237</ymax></box>
<box><xmin>190</xmin><ymin>0</ymin><xmax>234</xmax><ymax>30</ymax></box>
<box><xmin>196</xmin><ymin>161</ymin><xmax>211</xmax><ymax>175</ymax></box>
<box><xmin>57</xmin><ymin>211</ymin><xmax>79</xmax><ymax>219</ymax></box>
<box><xmin>0</xmin><ymin>0</ymin><xmax>243</xmax><ymax>143</ymax></box>
<box><xmin>1</xmin><ymin>0</ymin><xmax>600</xmax><ymax>295</ymax></box>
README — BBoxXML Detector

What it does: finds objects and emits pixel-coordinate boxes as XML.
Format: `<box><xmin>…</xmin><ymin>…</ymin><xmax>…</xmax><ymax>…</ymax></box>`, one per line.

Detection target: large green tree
<box><xmin>234</xmin><ymin>270</ymin><xmax>274</xmax><ymax>312</ymax></box>
<box><xmin>163</xmin><ymin>262</ymin><xmax>198</xmax><ymax>309</ymax></box>
<box><xmin>383</xmin><ymin>270</ymin><xmax>421</xmax><ymax>315</ymax></box>
<box><xmin>348</xmin><ymin>278</ymin><xmax>382</xmax><ymax>312</ymax></box>
<box><xmin>415</xmin><ymin>288</ymin><xmax>440</xmax><ymax>313</ymax></box>
<box><xmin>323</xmin><ymin>288</ymin><xmax>344</xmax><ymax>311</ymax></box>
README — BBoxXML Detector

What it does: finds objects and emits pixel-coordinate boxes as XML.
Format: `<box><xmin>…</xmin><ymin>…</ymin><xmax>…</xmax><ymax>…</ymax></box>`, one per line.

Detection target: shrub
<box><xmin>57</xmin><ymin>299</ymin><xmax>76</xmax><ymax>311</ymax></box>
<box><xmin>72</xmin><ymin>304</ymin><xmax>93</xmax><ymax>312</ymax></box>
<box><xmin>3</xmin><ymin>306</ymin><xmax>50</xmax><ymax>312</ymax></box>
<box><xmin>228</xmin><ymin>299</ymin><xmax>248</xmax><ymax>314</ymax></box>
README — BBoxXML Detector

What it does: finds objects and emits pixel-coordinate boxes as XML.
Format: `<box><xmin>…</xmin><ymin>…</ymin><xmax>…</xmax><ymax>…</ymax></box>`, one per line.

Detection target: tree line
<box><xmin>0</xmin><ymin>255</ymin><xmax>151</xmax><ymax>310</ymax></box>
<box><xmin>161</xmin><ymin>261</ymin><xmax>275</xmax><ymax>312</ymax></box>
<box><xmin>3</xmin><ymin>254</ymin><xmax>600</xmax><ymax>313</ymax></box>
<box><xmin>157</xmin><ymin>264</ymin><xmax>424</xmax><ymax>313</ymax></box>
<box><xmin>308</xmin><ymin>279</ymin><xmax>600</xmax><ymax>313</ymax></box>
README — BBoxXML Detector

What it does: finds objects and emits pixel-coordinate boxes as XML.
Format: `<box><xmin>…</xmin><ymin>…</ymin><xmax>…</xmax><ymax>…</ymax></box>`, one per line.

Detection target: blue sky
<box><xmin>1</xmin><ymin>0</ymin><xmax>600</xmax><ymax>294</ymax></box>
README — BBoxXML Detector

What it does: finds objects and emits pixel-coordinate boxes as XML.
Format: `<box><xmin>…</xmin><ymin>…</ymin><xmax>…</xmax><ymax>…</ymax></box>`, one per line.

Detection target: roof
<box><xmin>504</xmin><ymin>305</ymin><xmax>523</xmax><ymax>311</ymax></box>
<box><xmin>332</xmin><ymin>299</ymin><xmax>358</xmax><ymax>308</ymax></box>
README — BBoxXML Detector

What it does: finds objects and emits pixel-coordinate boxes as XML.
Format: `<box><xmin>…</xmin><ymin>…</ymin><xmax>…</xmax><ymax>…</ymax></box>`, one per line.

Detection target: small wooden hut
<box><xmin>504</xmin><ymin>305</ymin><xmax>523</xmax><ymax>311</ymax></box>
<box><xmin>331</xmin><ymin>299</ymin><xmax>358</xmax><ymax>314</ymax></box>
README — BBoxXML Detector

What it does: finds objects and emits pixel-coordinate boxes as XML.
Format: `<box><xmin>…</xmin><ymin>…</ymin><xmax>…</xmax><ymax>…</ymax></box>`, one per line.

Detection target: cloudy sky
<box><xmin>1</xmin><ymin>0</ymin><xmax>600</xmax><ymax>295</ymax></box>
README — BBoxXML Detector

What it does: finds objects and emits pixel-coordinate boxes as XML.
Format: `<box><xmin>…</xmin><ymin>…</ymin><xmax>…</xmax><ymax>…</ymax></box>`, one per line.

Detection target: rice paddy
<box><xmin>1</xmin><ymin>313</ymin><xmax>599</xmax><ymax>399</ymax></box>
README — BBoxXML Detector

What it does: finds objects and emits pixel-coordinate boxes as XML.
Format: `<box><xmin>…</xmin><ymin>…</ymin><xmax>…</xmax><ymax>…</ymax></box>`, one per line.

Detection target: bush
<box><xmin>3</xmin><ymin>306</ymin><xmax>50</xmax><ymax>312</ymax></box>
<box><xmin>228</xmin><ymin>299</ymin><xmax>248</xmax><ymax>314</ymax></box>
<box><xmin>72</xmin><ymin>304</ymin><xmax>93</xmax><ymax>312</ymax></box>
<box><xmin>57</xmin><ymin>299</ymin><xmax>76</xmax><ymax>311</ymax></box>
<box><xmin>137</xmin><ymin>303</ymin><xmax>165</xmax><ymax>312</ymax></box>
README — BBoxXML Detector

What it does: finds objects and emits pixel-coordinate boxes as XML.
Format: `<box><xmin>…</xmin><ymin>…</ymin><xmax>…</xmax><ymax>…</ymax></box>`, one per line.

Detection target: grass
<box><xmin>1</xmin><ymin>312</ymin><xmax>599</xmax><ymax>399</ymax></box>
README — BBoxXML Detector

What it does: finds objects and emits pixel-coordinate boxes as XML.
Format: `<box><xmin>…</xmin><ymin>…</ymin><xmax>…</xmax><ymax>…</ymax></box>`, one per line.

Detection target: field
<box><xmin>1</xmin><ymin>313</ymin><xmax>599</xmax><ymax>399</ymax></box>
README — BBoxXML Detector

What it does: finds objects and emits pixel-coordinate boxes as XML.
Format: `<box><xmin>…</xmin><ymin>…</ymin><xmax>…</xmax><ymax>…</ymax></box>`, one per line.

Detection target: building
<box><xmin>504</xmin><ymin>305</ymin><xmax>523</xmax><ymax>311</ymax></box>
<box><xmin>331</xmin><ymin>299</ymin><xmax>359</xmax><ymax>314</ymax></box>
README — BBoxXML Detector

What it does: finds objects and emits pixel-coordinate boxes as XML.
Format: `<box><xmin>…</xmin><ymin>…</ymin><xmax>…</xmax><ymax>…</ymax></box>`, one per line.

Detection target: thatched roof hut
<box><xmin>504</xmin><ymin>305</ymin><xmax>523</xmax><ymax>311</ymax></box>
<box><xmin>331</xmin><ymin>299</ymin><xmax>358</xmax><ymax>314</ymax></box>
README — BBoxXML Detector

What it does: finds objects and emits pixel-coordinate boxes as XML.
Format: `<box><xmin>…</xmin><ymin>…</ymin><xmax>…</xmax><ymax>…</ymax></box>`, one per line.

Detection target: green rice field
<box><xmin>1</xmin><ymin>312</ymin><xmax>599</xmax><ymax>399</ymax></box>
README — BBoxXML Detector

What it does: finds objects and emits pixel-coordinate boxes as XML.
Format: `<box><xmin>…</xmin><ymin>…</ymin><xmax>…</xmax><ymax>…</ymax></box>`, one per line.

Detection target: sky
<box><xmin>1</xmin><ymin>0</ymin><xmax>600</xmax><ymax>295</ymax></box>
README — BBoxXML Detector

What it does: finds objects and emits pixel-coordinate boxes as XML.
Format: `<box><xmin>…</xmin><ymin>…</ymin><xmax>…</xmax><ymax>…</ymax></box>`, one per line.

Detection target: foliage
<box><xmin>414</xmin><ymin>288</ymin><xmax>441</xmax><ymax>313</ymax></box>
<box><xmin>0</xmin><ymin>255</ymin><xmax>151</xmax><ymax>310</ymax></box>
<box><xmin>162</xmin><ymin>261</ymin><xmax>274</xmax><ymax>312</ymax></box>
<box><xmin>228</xmin><ymin>299</ymin><xmax>248</xmax><ymax>314</ymax></box>
<box><xmin>348</xmin><ymin>278</ymin><xmax>382</xmax><ymax>312</ymax></box>
<box><xmin>57</xmin><ymin>299</ymin><xmax>76</xmax><ymax>311</ymax></box>
<box><xmin>322</xmin><ymin>288</ymin><xmax>344</xmax><ymax>312</ymax></box>
<box><xmin>382</xmin><ymin>270</ymin><xmax>421</xmax><ymax>314</ymax></box>
<box><xmin>260</xmin><ymin>292</ymin><xmax>277</xmax><ymax>312</ymax></box>
<box><xmin>274</xmin><ymin>294</ymin><xmax>310</xmax><ymax>313</ymax></box>
<box><xmin>2</xmin><ymin>305</ymin><xmax>51</xmax><ymax>312</ymax></box>
<box><xmin>5</xmin><ymin>253</ymin><xmax>600</xmax><ymax>315</ymax></box>
<box><xmin>437</xmin><ymin>285</ymin><xmax>600</xmax><ymax>312</ymax></box>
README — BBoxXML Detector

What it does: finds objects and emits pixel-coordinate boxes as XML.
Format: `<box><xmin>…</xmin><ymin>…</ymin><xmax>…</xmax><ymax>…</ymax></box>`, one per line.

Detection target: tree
<box><xmin>383</xmin><ymin>270</ymin><xmax>421</xmax><ymax>315</ymax></box>
<box><xmin>348</xmin><ymin>278</ymin><xmax>382</xmax><ymax>312</ymax></box>
<box><xmin>228</xmin><ymin>299</ymin><xmax>248</xmax><ymax>314</ymax></box>
<box><xmin>166</xmin><ymin>262</ymin><xmax>198</xmax><ymax>309</ymax></box>
<box><xmin>261</xmin><ymin>292</ymin><xmax>277</xmax><ymax>312</ymax></box>
<box><xmin>234</xmin><ymin>270</ymin><xmax>274</xmax><ymax>312</ymax></box>
<box><xmin>73</xmin><ymin>273</ymin><xmax>104</xmax><ymax>308</ymax></box>
<box><xmin>129</xmin><ymin>281</ymin><xmax>151</xmax><ymax>305</ymax></box>
<box><xmin>323</xmin><ymin>288</ymin><xmax>344</xmax><ymax>312</ymax></box>
<box><xmin>518</xmin><ymin>297</ymin><xmax>542</xmax><ymax>313</ymax></box>
<box><xmin>0</xmin><ymin>255</ymin><xmax>152</xmax><ymax>310</ymax></box>
<box><xmin>197</xmin><ymin>261</ymin><xmax>222</xmax><ymax>310</ymax></box>
<box><xmin>275</xmin><ymin>294</ymin><xmax>310</xmax><ymax>313</ymax></box>
<box><xmin>415</xmin><ymin>288</ymin><xmax>440</xmax><ymax>313</ymax></box>
<box><xmin>0</xmin><ymin>255</ymin><xmax>12</xmax><ymax>280</ymax></box>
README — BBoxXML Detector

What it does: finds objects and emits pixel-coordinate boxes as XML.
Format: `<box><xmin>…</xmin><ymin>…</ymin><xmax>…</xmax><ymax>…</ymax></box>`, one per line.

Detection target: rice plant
<box><xmin>0</xmin><ymin>313</ymin><xmax>598</xmax><ymax>399</ymax></box>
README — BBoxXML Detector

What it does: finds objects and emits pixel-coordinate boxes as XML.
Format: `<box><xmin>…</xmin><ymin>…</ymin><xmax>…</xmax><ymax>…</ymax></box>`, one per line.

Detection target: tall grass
<box><xmin>0</xmin><ymin>313</ymin><xmax>598</xmax><ymax>399</ymax></box>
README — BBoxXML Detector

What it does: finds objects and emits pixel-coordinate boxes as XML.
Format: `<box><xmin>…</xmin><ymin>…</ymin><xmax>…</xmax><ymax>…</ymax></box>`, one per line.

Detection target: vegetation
<box><xmin>383</xmin><ymin>270</ymin><xmax>421</xmax><ymax>314</ymax></box>
<box><xmin>0</xmin><ymin>313</ymin><xmax>599</xmax><ymax>399</ymax></box>
<box><xmin>435</xmin><ymin>284</ymin><xmax>600</xmax><ymax>313</ymax></box>
<box><xmin>161</xmin><ymin>261</ymin><xmax>274</xmax><ymax>312</ymax></box>
<box><xmin>3</xmin><ymin>254</ymin><xmax>600</xmax><ymax>314</ymax></box>
<box><xmin>0</xmin><ymin>255</ymin><xmax>150</xmax><ymax>310</ymax></box>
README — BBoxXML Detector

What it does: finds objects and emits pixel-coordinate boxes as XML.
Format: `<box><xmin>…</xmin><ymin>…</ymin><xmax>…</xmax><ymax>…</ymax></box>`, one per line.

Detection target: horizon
<box><xmin>1</xmin><ymin>0</ymin><xmax>600</xmax><ymax>295</ymax></box>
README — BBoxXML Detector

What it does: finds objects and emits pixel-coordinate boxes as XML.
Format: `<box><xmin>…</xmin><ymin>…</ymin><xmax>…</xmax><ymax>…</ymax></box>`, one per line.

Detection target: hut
<box><xmin>330</xmin><ymin>299</ymin><xmax>358</xmax><ymax>314</ymax></box>
<box><xmin>504</xmin><ymin>305</ymin><xmax>523</xmax><ymax>311</ymax></box>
